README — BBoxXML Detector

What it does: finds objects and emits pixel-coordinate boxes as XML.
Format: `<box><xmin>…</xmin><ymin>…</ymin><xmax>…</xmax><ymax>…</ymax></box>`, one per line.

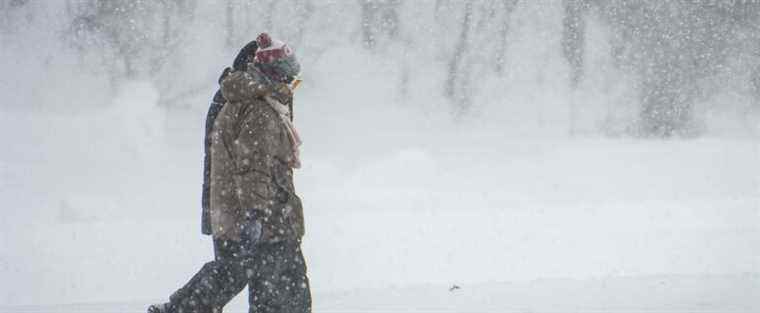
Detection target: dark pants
<box><xmin>168</xmin><ymin>239</ymin><xmax>311</xmax><ymax>313</ymax></box>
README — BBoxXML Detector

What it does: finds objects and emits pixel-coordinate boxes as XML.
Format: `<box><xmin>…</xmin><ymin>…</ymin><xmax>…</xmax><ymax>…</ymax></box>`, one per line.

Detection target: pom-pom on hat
<box><xmin>256</xmin><ymin>32</ymin><xmax>272</xmax><ymax>49</ymax></box>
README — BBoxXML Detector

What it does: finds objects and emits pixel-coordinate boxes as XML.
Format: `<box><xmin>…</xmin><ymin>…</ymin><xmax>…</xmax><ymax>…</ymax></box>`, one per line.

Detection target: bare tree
<box><xmin>360</xmin><ymin>0</ymin><xmax>377</xmax><ymax>49</ymax></box>
<box><xmin>445</xmin><ymin>0</ymin><xmax>474</xmax><ymax>114</ymax></box>
<box><xmin>753</xmin><ymin>64</ymin><xmax>760</xmax><ymax>101</ymax></box>
<box><xmin>561</xmin><ymin>0</ymin><xmax>588</xmax><ymax>136</ymax></box>
<box><xmin>0</xmin><ymin>0</ymin><xmax>32</xmax><ymax>37</ymax></box>
<box><xmin>64</xmin><ymin>0</ymin><xmax>197</xmax><ymax>97</ymax></box>
<box><xmin>359</xmin><ymin>0</ymin><xmax>400</xmax><ymax>50</ymax></box>
<box><xmin>590</xmin><ymin>0</ymin><xmax>754</xmax><ymax>137</ymax></box>
<box><xmin>562</xmin><ymin>0</ymin><xmax>586</xmax><ymax>88</ymax></box>
<box><xmin>495</xmin><ymin>0</ymin><xmax>518</xmax><ymax>75</ymax></box>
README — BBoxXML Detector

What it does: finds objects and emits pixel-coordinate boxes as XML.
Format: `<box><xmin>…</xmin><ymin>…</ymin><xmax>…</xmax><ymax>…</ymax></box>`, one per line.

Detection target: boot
<box><xmin>147</xmin><ymin>303</ymin><xmax>174</xmax><ymax>313</ymax></box>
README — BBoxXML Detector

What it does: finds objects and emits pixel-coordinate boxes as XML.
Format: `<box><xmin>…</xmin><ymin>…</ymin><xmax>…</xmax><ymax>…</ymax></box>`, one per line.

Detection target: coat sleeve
<box><xmin>232</xmin><ymin>106</ymin><xmax>282</xmax><ymax>218</ymax></box>
<box><xmin>234</xmin><ymin>113</ymin><xmax>303</xmax><ymax>242</ymax></box>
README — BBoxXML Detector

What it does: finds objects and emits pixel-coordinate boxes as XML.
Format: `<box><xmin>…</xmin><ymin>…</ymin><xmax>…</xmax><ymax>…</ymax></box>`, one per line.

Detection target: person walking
<box><xmin>149</xmin><ymin>33</ymin><xmax>308</xmax><ymax>313</ymax></box>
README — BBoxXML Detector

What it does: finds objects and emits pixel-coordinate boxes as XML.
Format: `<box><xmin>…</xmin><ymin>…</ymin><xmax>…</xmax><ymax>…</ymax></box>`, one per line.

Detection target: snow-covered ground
<box><xmin>2</xmin><ymin>98</ymin><xmax>759</xmax><ymax>309</ymax></box>
<box><xmin>2</xmin><ymin>275</ymin><xmax>759</xmax><ymax>312</ymax></box>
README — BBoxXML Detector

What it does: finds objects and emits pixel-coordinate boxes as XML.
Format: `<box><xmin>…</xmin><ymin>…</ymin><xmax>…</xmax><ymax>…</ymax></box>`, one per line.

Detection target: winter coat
<box><xmin>202</xmin><ymin>41</ymin><xmax>257</xmax><ymax>235</ymax></box>
<box><xmin>209</xmin><ymin>66</ymin><xmax>304</xmax><ymax>243</ymax></box>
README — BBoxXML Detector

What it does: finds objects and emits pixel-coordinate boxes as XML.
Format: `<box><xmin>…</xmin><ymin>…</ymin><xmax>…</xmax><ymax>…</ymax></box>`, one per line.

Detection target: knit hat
<box><xmin>254</xmin><ymin>33</ymin><xmax>301</xmax><ymax>83</ymax></box>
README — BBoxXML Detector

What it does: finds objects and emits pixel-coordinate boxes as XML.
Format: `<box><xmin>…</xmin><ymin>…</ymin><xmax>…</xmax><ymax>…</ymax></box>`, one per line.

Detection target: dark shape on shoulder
<box><xmin>233</xmin><ymin>40</ymin><xmax>259</xmax><ymax>72</ymax></box>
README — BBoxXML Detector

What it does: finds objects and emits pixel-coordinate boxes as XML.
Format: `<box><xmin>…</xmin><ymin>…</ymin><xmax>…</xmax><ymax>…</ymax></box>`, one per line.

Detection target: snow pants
<box><xmin>168</xmin><ymin>238</ymin><xmax>311</xmax><ymax>313</ymax></box>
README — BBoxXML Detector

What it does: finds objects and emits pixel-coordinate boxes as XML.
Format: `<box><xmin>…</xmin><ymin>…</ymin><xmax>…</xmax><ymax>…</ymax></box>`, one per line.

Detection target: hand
<box><xmin>275</xmin><ymin>185</ymin><xmax>290</xmax><ymax>204</ymax></box>
<box><xmin>242</xmin><ymin>219</ymin><xmax>262</xmax><ymax>248</ymax></box>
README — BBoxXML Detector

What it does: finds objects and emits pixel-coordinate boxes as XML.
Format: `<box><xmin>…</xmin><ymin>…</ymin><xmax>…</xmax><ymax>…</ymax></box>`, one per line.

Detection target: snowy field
<box><xmin>2</xmin><ymin>1</ymin><xmax>760</xmax><ymax>312</ymax></box>
<box><xmin>2</xmin><ymin>102</ymin><xmax>759</xmax><ymax>311</ymax></box>
<box><xmin>3</xmin><ymin>274</ymin><xmax>760</xmax><ymax>313</ymax></box>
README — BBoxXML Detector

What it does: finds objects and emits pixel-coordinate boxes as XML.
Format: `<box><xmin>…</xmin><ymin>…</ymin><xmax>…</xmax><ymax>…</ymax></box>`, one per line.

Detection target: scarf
<box><xmin>265</xmin><ymin>96</ymin><xmax>302</xmax><ymax>169</ymax></box>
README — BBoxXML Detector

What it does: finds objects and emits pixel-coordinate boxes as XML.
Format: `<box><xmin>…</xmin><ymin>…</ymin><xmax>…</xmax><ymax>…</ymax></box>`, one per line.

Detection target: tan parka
<box><xmin>209</xmin><ymin>67</ymin><xmax>304</xmax><ymax>243</ymax></box>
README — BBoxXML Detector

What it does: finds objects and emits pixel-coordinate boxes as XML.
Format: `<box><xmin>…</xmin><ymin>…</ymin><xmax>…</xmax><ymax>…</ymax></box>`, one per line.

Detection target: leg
<box><xmin>161</xmin><ymin>239</ymin><xmax>250</xmax><ymax>313</ymax></box>
<box><xmin>248</xmin><ymin>241</ymin><xmax>311</xmax><ymax>313</ymax></box>
<box><xmin>207</xmin><ymin>239</ymin><xmax>253</xmax><ymax>311</ymax></box>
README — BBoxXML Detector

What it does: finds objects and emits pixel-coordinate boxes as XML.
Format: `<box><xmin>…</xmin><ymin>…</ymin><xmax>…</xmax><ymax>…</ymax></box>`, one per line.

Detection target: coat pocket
<box><xmin>234</xmin><ymin>171</ymin><xmax>276</xmax><ymax>211</ymax></box>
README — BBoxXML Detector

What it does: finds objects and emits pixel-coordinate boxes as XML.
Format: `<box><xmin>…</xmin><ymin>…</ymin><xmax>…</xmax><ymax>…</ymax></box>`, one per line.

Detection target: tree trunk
<box><xmin>495</xmin><ymin>0</ymin><xmax>518</xmax><ymax>75</ymax></box>
<box><xmin>446</xmin><ymin>0</ymin><xmax>473</xmax><ymax>113</ymax></box>
<box><xmin>562</xmin><ymin>0</ymin><xmax>585</xmax><ymax>88</ymax></box>
<box><xmin>360</xmin><ymin>0</ymin><xmax>375</xmax><ymax>49</ymax></box>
